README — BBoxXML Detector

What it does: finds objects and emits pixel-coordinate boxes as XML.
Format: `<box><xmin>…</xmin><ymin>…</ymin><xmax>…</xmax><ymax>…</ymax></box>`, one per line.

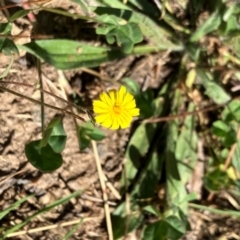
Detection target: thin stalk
<box><xmin>0</xmin><ymin>85</ymin><xmax>86</xmax><ymax>122</ymax></box>
<box><xmin>37</xmin><ymin>59</ymin><xmax>45</xmax><ymax>134</ymax></box>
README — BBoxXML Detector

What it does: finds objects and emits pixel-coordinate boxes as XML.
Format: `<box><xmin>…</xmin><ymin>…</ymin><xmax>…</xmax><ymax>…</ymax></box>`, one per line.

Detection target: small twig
<box><xmin>0</xmin><ymin>84</ymin><xmax>86</xmax><ymax>122</ymax></box>
<box><xmin>37</xmin><ymin>59</ymin><xmax>45</xmax><ymax>134</ymax></box>
<box><xmin>143</xmin><ymin>104</ymin><xmax>223</xmax><ymax>123</ymax></box>
<box><xmin>0</xmin><ymin>168</ymin><xmax>28</xmax><ymax>184</ymax></box>
<box><xmin>0</xmin><ymin>0</ymin><xmax>10</xmax><ymax>19</ymax></box>
<box><xmin>4</xmin><ymin>217</ymin><xmax>98</xmax><ymax>238</ymax></box>
<box><xmin>81</xmin><ymin>67</ymin><xmax>120</xmax><ymax>85</ymax></box>
<box><xmin>91</xmin><ymin>141</ymin><xmax>113</xmax><ymax>240</ymax></box>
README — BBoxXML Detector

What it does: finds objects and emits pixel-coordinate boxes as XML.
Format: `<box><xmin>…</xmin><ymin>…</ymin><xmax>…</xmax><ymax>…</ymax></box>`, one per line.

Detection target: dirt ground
<box><xmin>1</xmin><ymin>0</ymin><xmax>240</xmax><ymax>240</ymax></box>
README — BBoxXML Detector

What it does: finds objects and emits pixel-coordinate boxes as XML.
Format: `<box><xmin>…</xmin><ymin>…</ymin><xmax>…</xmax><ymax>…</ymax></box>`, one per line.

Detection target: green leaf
<box><xmin>204</xmin><ymin>168</ymin><xmax>230</xmax><ymax>192</ymax></box>
<box><xmin>130</xmin><ymin>134</ymin><xmax>164</xmax><ymax>199</ymax></box>
<box><xmin>212</xmin><ymin>120</ymin><xmax>230</xmax><ymax>137</ymax></box>
<box><xmin>190</xmin><ymin>8</ymin><xmax>222</xmax><ymax>42</ymax></box>
<box><xmin>77</xmin><ymin>122</ymin><xmax>105</xmax><ymax>150</ymax></box>
<box><xmin>166</xmin><ymin>122</ymin><xmax>188</xmax><ymax>215</ymax></box>
<box><xmin>70</xmin><ymin>0</ymin><xmax>89</xmax><ymax>15</ymax></box>
<box><xmin>25</xmin><ymin>140</ymin><xmax>63</xmax><ymax>172</ymax></box>
<box><xmin>232</xmin><ymin>139</ymin><xmax>240</xmax><ymax>180</ymax></box>
<box><xmin>0</xmin><ymin>56</ymin><xmax>14</xmax><ymax>78</ymax></box>
<box><xmin>111</xmin><ymin>202</ymin><xmax>143</xmax><ymax>239</ymax></box>
<box><xmin>123</xmin><ymin>78</ymin><xmax>140</xmax><ymax>95</ymax></box>
<box><xmin>141</xmin><ymin>221</ymin><xmax>168</xmax><ymax>240</ymax></box>
<box><xmin>196</xmin><ymin>69</ymin><xmax>231</xmax><ymax>104</ymax></box>
<box><xmin>141</xmin><ymin>216</ymin><xmax>187</xmax><ymax>240</ymax></box>
<box><xmin>175</xmin><ymin>103</ymin><xmax>198</xmax><ymax>184</ymax></box>
<box><xmin>0</xmin><ymin>38</ymin><xmax>19</xmax><ymax>56</ymax></box>
<box><xmin>19</xmin><ymin>40</ymin><xmax>126</xmax><ymax>70</ymax></box>
<box><xmin>96</xmin><ymin>14</ymin><xmax>143</xmax><ymax>53</ymax></box>
<box><xmin>9</xmin><ymin>9</ymin><xmax>31</xmax><ymax>22</ymax></box>
<box><xmin>40</xmin><ymin>117</ymin><xmax>67</xmax><ymax>153</ymax></box>
<box><xmin>0</xmin><ymin>23</ymin><xmax>12</xmax><ymax>34</ymax></box>
<box><xmin>222</xmin><ymin>99</ymin><xmax>240</xmax><ymax>122</ymax></box>
<box><xmin>94</xmin><ymin>4</ymin><xmax>182</xmax><ymax>50</ymax></box>
<box><xmin>120</xmin><ymin>123</ymin><xmax>157</xmax><ymax>191</ymax></box>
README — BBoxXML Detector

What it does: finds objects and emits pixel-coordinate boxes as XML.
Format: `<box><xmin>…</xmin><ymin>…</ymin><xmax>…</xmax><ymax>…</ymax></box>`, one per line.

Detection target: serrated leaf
<box><xmin>96</xmin><ymin>15</ymin><xmax>143</xmax><ymax>53</ymax></box>
<box><xmin>94</xmin><ymin>4</ymin><xmax>182</xmax><ymax>50</ymax></box>
<box><xmin>25</xmin><ymin>140</ymin><xmax>63</xmax><ymax>172</ymax></box>
<box><xmin>196</xmin><ymin>69</ymin><xmax>231</xmax><ymax>104</ymax></box>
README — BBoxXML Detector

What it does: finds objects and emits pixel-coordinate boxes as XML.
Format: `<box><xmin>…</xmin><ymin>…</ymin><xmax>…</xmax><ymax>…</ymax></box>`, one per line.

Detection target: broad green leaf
<box><xmin>19</xmin><ymin>40</ymin><xmax>126</xmax><ymax>70</ymax></box>
<box><xmin>196</xmin><ymin>69</ymin><xmax>231</xmax><ymax>104</ymax></box>
<box><xmin>130</xmin><ymin>134</ymin><xmax>164</xmax><ymax>198</ymax></box>
<box><xmin>222</xmin><ymin>99</ymin><xmax>240</xmax><ymax>122</ymax></box>
<box><xmin>141</xmin><ymin>221</ymin><xmax>168</xmax><ymax>240</ymax></box>
<box><xmin>40</xmin><ymin>117</ymin><xmax>67</xmax><ymax>153</ymax></box>
<box><xmin>0</xmin><ymin>23</ymin><xmax>11</xmax><ymax>34</ymax></box>
<box><xmin>175</xmin><ymin>103</ymin><xmax>198</xmax><ymax>184</ymax></box>
<box><xmin>212</xmin><ymin>120</ymin><xmax>230</xmax><ymax>137</ymax></box>
<box><xmin>9</xmin><ymin>9</ymin><xmax>31</xmax><ymax>22</ymax></box>
<box><xmin>111</xmin><ymin>202</ymin><xmax>143</xmax><ymax>239</ymax></box>
<box><xmin>166</xmin><ymin>122</ymin><xmax>188</xmax><ymax>215</ymax></box>
<box><xmin>141</xmin><ymin>216</ymin><xmax>187</xmax><ymax>240</ymax></box>
<box><xmin>25</xmin><ymin>140</ymin><xmax>63</xmax><ymax>172</ymax></box>
<box><xmin>94</xmin><ymin>4</ymin><xmax>182</xmax><ymax>50</ymax></box>
<box><xmin>0</xmin><ymin>38</ymin><xmax>19</xmax><ymax>56</ymax></box>
<box><xmin>190</xmin><ymin>8</ymin><xmax>222</xmax><ymax>42</ymax></box>
<box><xmin>123</xmin><ymin>78</ymin><xmax>140</xmax><ymax>95</ymax></box>
<box><xmin>96</xmin><ymin>14</ymin><xmax>143</xmax><ymax>53</ymax></box>
<box><xmin>204</xmin><ymin>168</ymin><xmax>230</xmax><ymax>192</ymax></box>
<box><xmin>77</xmin><ymin>122</ymin><xmax>105</xmax><ymax>150</ymax></box>
<box><xmin>120</xmin><ymin>123</ymin><xmax>157</xmax><ymax>192</ymax></box>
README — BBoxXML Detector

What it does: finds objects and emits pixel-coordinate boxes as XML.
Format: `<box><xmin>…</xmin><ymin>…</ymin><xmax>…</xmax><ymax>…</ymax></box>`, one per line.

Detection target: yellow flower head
<box><xmin>93</xmin><ymin>86</ymin><xmax>140</xmax><ymax>129</ymax></box>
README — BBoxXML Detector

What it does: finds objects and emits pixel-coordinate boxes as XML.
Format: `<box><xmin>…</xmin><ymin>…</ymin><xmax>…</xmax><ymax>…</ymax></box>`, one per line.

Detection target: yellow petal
<box><xmin>95</xmin><ymin>113</ymin><xmax>110</xmax><ymax>124</ymax></box>
<box><xmin>100</xmin><ymin>117</ymin><xmax>112</xmax><ymax>128</ymax></box>
<box><xmin>100</xmin><ymin>92</ymin><xmax>113</xmax><ymax>106</ymax></box>
<box><xmin>108</xmin><ymin>90</ymin><xmax>117</xmax><ymax>103</ymax></box>
<box><xmin>110</xmin><ymin>115</ymin><xmax>119</xmax><ymax>129</ymax></box>
<box><xmin>118</xmin><ymin>85</ymin><xmax>127</xmax><ymax>103</ymax></box>
<box><xmin>124</xmin><ymin>99</ymin><xmax>136</xmax><ymax>109</ymax></box>
<box><xmin>119</xmin><ymin>115</ymin><xmax>131</xmax><ymax>128</ymax></box>
<box><xmin>128</xmin><ymin>108</ymin><xmax>140</xmax><ymax>116</ymax></box>
<box><xmin>93</xmin><ymin>100</ymin><xmax>110</xmax><ymax>113</ymax></box>
<box><xmin>122</xmin><ymin>92</ymin><xmax>134</xmax><ymax>106</ymax></box>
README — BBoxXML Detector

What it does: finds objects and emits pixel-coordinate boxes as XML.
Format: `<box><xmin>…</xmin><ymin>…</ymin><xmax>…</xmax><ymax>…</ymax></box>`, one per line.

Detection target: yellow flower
<box><xmin>93</xmin><ymin>86</ymin><xmax>140</xmax><ymax>129</ymax></box>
